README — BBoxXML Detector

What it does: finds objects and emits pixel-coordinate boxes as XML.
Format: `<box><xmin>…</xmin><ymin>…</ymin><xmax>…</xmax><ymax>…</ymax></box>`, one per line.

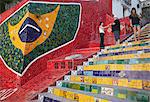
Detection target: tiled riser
<box><xmin>50</xmin><ymin>87</ymin><xmax>113</xmax><ymax>102</ymax></box>
<box><xmin>83</xmin><ymin>64</ymin><xmax>150</xmax><ymax>71</ymax></box>
<box><xmin>87</xmin><ymin>58</ymin><xmax>150</xmax><ymax>65</ymax></box>
<box><xmin>98</xmin><ymin>49</ymin><xmax>150</xmax><ymax>57</ymax></box>
<box><xmin>106</xmin><ymin>42</ymin><xmax>150</xmax><ymax>51</ymax></box>
<box><xmin>63</xmin><ymin>75</ymin><xmax>150</xmax><ymax>90</ymax></box>
<box><xmin>57</xmin><ymin>82</ymin><xmax>150</xmax><ymax>102</ymax></box>
<box><xmin>76</xmin><ymin>71</ymin><xmax>150</xmax><ymax>80</ymax></box>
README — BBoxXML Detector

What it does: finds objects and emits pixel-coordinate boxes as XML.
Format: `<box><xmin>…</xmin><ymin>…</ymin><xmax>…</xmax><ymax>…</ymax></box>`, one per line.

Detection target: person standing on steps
<box><xmin>129</xmin><ymin>7</ymin><xmax>141</xmax><ymax>42</ymax></box>
<box><xmin>111</xmin><ymin>15</ymin><xmax>121</xmax><ymax>45</ymax></box>
<box><xmin>99</xmin><ymin>22</ymin><xmax>110</xmax><ymax>50</ymax></box>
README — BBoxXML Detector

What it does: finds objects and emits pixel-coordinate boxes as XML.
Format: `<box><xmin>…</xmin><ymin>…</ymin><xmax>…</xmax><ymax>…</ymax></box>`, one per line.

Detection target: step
<box><xmin>77</xmin><ymin>65</ymin><xmax>84</xmax><ymax>71</ymax></box>
<box><xmin>95</xmin><ymin>52</ymin><xmax>150</xmax><ymax>61</ymax></box>
<box><xmin>105</xmin><ymin>44</ymin><xmax>150</xmax><ymax>53</ymax></box>
<box><xmin>88</xmin><ymin>51</ymin><xmax>150</xmax><ymax>65</ymax></box>
<box><xmin>130</xmin><ymin>36</ymin><xmax>150</xmax><ymax>41</ymax></box>
<box><xmin>133</xmin><ymin>32</ymin><xmax>150</xmax><ymax>38</ymax></box>
<box><xmin>142</xmin><ymin>30</ymin><xmax>150</xmax><ymax>34</ymax></box>
<box><xmin>66</xmin><ymin>75</ymin><xmax>149</xmax><ymax>90</ymax></box>
<box><xmin>97</xmin><ymin>45</ymin><xmax>150</xmax><ymax>56</ymax></box>
<box><xmin>78</xmin><ymin>58</ymin><xmax>150</xmax><ymax>71</ymax></box>
<box><xmin>140</xmin><ymin>33</ymin><xmax>150</xmax><ymax>37</ymax></box>
<box><xmin>130</xmin><ymin>32</ymin><xmax>150</xmax><ymax>37</ymax></box>
<box><xmin>97</xmin><ymin>48</ymin><xmax>150</xmax><ymax>58</ymax></box>
<box><xmin>58</xmin><ymin>80</ymin><xmax>150</xmax><ymax>93</ymax></box>
<box><xmin>38</xmin><ymin>92</ymin><xmax>77</xmax><ymax>102</ymax></box>
<box><xmin>56</xmin><ymin>81</ymin><xmax>150</xmax><ymax>101</ymax></box>
<box><xmin>88</xmin><ymin>58</ymin><xmax>150</xmax><ymax>65</ymax></box>
<box><xmin>50</xmin><ymin>86</ymin><xmax>125</xmax><ymax>102</ymax></box>
<box><xmin>140</xmin><ymin>31</ymin><xmax>150</xmax><ymax>35</ymax></box>
<box><xmin>129</xmin><ymin>37</ymin><xmax>150</xmax><ymax>42</ymax></box>
<box><xmin>106</xmin><ymin>39</ymin><xmax>150</xmax><ymax>50</ymax></box>
<box><xmin>83</xmin><ymin>64</ymin><xmax>150</xmax><ymax>71</ymax></box>
<box><xmin>72</xmin><ymin>70</ymin><xmax>150</xmax><ymax>80</ymax></box>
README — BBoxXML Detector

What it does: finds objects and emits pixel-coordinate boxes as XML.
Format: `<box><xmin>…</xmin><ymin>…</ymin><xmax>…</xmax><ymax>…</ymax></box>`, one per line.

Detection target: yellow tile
<box><xmin>97</xmin><ymin>53</ymin><xmax>150</xmax><ymax>61</ymax></box>
<box><xmin>71</xmin><ymin>76</ymin><xmax>81</xmax><ymax>82</ymax></box>
<box><xmin>136</xmin><ymin>80</ymin><xmax>143</xmax><ymax>89</ymax></box>
<box><xmin>79</xmin><ymin>94</ymin><xmax>94</xmax><ymax>102</ymax></box>
<box><xmin>144</xmin><ymin>64</ymin><xmax>150</xmax><ymax>71</ymax></box>
<box><xmin>117</xmin><ymin>93</ymin><xmax>126</xmax><ymax>99</ymax></box>
<box><xmin>84</xmin><ymin>64</ymin><xmax>150</xmax><ymax>71</ymax></box>
<box><xmin>101</xmin><ymin>78</ymin><xmax>113</xmax><ymax>85</ymax></box>
<box><xmin>110</xmin><ymin>65</ymin><xmax>125</xmax><ymax>70</ymax></box>
<box><xmin>84</xmin><ymin>65</ymin><xmax>106</xmax><ymax>71</ymax></box>
<box><xmin>92</xmin><ymin>77</ymin><xmax>97</xmax><ymax>84</ymax></box>
<box><xmin>70</xmin><ymin>76</ymin><xmax>75</xmax><ymax>81</ymax></box>
<box><xmin>118</xmin><ymin>79</ymin><xmax>128</xmax><ymax>87</ymax></box>
<box><xmin>76</xmin><ymin>76</ymin><xmax>82</xmax><ymax>82</ymax></box>
<box><xmin>66</xmin><ymin>91</ymin><xmax>75</xmax><ymax>100</ymax></box>
<box><xmin>97</xmin><ymin>78</ymin><xmax>103</xmax><ymax>85</ymax></box>
<box><xmin>91</xmin><ymin>89</ymin><xmax>98</xmax><ymax>94</ymax></box>
<box><xmin>94</xmin><ymin>98</ymin><xmax>111</xmax><ymax>102</ymax></box>
<box><xmin>53</xmin><ymin>88</ymin><xmax>64</xmax><ymax>97</ymax></box>
<box><xmin>101</xmin><ymin>99</ymin><xmax>110</xmax><ymax>102</ymax></box>
<box><xmin>84</xmin><ymin>76</ymin><xmax>93</xmax><ymax>84</ymax></box>
<box><xmin>128</xmin><ymin>80</ymin><xmax>142</xmax><ymax>89</ymax></box>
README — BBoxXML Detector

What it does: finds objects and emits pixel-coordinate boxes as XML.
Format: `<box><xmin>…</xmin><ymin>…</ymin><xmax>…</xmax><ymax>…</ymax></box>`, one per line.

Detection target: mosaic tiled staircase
<box><xmin>36</xmin><ymin>43</ymin><xmax>150</xmax><ymax>101</ymax></box>
<box><xmin>35</xmin><ymin>25</ymin><xmax>150</xmax><ymax>102</ymax></box>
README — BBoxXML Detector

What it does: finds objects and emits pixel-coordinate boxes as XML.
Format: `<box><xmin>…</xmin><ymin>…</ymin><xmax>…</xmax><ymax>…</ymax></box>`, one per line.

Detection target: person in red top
<box><xmin>129</xmin><ymin>7</ymin><xmax>141</xmax><ymax>42</ymax></box>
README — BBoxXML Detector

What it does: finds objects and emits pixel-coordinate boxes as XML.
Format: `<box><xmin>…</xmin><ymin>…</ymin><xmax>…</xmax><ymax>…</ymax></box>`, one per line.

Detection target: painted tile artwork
<box><xmin>0</xmin><ymin>2</ymin><xmax>81</xmax><ymax>75</ymax></box>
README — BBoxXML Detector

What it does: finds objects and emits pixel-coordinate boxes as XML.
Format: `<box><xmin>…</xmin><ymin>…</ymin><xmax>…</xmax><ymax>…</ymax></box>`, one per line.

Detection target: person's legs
<box><xmin>114</xmin><ymin>31</ymin><xmax>120</xmax><ymax>45</ymax></box>
<box><xmin>133</xmin><ymin>26</ymin><xmax>137</xmax><ymax>42</ymax></box>
<box><xmin>137</xmin><ymin>25</ymin><xmax>141</xmax><ymax>41</ymax></box>
<box><xmin>114</xmin><ymin>31</ymin><xmax>117</xmax><ymax>44</ymax></box>
<box><xmin>117</xmin><ymin>31</ymin><xmax>120</xmax><ymax>44</ymax></box>
<box><xmin>100</xmin><ymin>33</ymin><xmax>104</xmax><ymax>49</ymax></box>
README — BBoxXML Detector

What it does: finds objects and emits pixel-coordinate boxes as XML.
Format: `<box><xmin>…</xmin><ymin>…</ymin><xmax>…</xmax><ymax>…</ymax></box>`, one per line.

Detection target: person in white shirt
<box><xmin>99</xmin><ymin>22</ymin><xmax>110</xmax><ymax>50</ymax></box>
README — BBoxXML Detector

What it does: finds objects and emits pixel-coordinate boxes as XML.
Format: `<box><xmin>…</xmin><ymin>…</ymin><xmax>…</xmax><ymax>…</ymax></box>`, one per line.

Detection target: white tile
<box><xmin>48</xmin><ymin>87</ymin><xmax>53</xmax><ymax>94</ymax></box>
<box><xmin>77</xmin><ymin>65</ymin><xmax>83</xmax><ymax>71</ymax></box>
<box><xmin>38</xmin><ymin>94</ymin><xmax>44</xmax><ymax>102</ymax></box>
<box><xmin>56</xmin><ymin>81</ymin><xmax>62</xmax><ymax>87</ymax></box>
<box><xmin>64</xmin><ymin>75</ymin><xmax>70</xmax><ymax>81</ymax></box>
<box><xmin>71</xmin><ymin>70</ymin><xmax>77</xmax><ymax>75</ymax></box>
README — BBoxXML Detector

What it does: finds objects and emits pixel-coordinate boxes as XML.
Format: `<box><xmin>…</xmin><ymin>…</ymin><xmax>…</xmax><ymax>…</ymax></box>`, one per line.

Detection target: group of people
<box><xmin>99</xmin><ymin>7</ymin><xmax>141</xmax><ymax>50</ymax></box>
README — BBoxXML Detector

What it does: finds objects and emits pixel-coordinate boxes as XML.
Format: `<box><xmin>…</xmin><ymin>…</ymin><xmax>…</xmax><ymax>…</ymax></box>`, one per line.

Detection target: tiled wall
<box><xmin>0</xmin><ymin>2</ymin><xmax>80</xmax><ymax>75</ymax></box>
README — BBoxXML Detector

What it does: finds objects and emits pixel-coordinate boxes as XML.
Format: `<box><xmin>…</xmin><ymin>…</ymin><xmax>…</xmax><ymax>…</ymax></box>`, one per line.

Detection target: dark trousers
<box><xmin>100</xmin><ymin>33</ymin><xmax>104</xmax><ymax>49</ymax></box>
<box><xmin>113</xmin><ymin>30</ymin><xmax>120</xmax><ymax>42</ymax></box>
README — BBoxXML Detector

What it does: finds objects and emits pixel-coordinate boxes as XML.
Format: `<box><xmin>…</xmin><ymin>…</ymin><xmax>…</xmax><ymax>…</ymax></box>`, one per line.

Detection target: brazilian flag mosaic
<box><xmin>0</xmin><ymin>2</ymin><xmax>81</xmax><ymax>75</ymax></box>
